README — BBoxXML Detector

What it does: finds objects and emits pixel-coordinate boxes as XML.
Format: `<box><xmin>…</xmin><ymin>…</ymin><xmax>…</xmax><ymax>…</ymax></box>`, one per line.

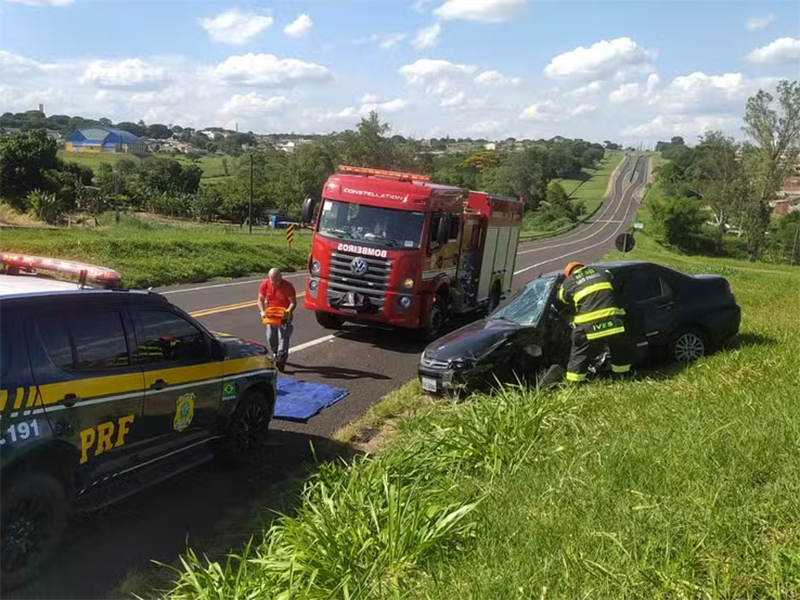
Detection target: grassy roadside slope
<box><xmin>0</xmin><ymin>215</ymin><xmax>310</xmax><ymax>288</ymax></box>
<box><xmin>161</xmin><ymin>232</ymin><xmax>800</xmax><ymax>600</ymax></box>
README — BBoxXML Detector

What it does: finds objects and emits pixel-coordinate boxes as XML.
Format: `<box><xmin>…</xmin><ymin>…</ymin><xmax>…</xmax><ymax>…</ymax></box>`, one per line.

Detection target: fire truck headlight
<box><xmin>398</xmin><ymin>295</ymin><xmax>412</xmax><ymax>309</ymax></box>
<box><xmin>403</xmin><ymin>278</ymin><xmax>414</xmax><ymax>289</ymax></box>
<box><xmin>308</xmin><ymin>278</ymin><xmax>319</xmax><ymax>298</ymax></box>
<box><xmin>310</xmin><ymin>260</ymin><xmax>321</xmax><ymax>277</ymax></box>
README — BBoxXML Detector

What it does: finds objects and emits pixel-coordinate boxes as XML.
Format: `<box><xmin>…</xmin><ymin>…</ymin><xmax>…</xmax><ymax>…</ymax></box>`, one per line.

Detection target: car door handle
<box><xmin>150</xmin><ymin>379</ymin><xmax>167</xmax><ymax>391</ymax></box>
<box><xmin>61</xmin><ymin>393</ymin><xmax>79</xmax><ymax>407</ymax></box>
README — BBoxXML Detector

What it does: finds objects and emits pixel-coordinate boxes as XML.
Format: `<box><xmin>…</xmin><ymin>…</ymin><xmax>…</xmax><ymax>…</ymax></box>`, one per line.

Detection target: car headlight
<box><xmin>403</xmin><ymin>277</ymin><xmax>414</xmax><ymax>289</ymax></box>
<box><xmin>310</xmin><ymin>260</ymin><xmax>321</xmax><ymax>276</ymax></box>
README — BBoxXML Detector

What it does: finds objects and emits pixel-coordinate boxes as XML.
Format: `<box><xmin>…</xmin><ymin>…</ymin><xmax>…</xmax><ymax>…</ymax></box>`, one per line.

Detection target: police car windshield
<box><xmin>318</xmin><ymin>199</ymin><xmax>424</xmax><ymax>249</ymax></box>
<box><xmin>489</xmin><ymin>276</ymin><xmax>557</xmax><ymax>325</ymax></box>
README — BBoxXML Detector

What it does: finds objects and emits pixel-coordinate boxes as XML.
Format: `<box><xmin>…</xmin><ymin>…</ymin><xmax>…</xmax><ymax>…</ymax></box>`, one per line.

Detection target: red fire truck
<box><xmin>300</xmin><ymin>165</ymin><xmax>524</xmax><ymax>339</ymax></box>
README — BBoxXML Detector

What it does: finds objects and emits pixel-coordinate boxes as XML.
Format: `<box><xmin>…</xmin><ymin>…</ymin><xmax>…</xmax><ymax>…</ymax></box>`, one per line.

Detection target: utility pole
<box><xmin>249</xmin><ymin>153</ymin><xmax>254</xmax><ymax>234</ymax></box>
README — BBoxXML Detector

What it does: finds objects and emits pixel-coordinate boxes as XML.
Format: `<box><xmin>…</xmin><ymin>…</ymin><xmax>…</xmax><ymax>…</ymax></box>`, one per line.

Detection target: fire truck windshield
<box><xmin>317</xmin><ymin>199</ymin><xmax>424</xmax><ymax>249</ymax></box>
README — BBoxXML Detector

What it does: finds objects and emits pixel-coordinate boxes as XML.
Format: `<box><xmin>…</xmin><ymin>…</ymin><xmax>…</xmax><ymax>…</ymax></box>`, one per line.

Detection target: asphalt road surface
<box><xmin>12</xmin><ymin>154</ymin><xmax>648</xmax><ymax>600</ymax></box>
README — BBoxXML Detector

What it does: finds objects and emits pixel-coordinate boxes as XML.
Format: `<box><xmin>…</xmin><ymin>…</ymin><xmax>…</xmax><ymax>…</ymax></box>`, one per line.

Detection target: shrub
<box><xmin>26</xmin><ymin>189</ymin><xmax>64</xmax><ymax>225</ymax></box>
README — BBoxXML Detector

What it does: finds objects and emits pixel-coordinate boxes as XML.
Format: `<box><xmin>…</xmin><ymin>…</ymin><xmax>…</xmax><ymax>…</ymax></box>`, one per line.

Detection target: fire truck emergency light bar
<box><xmin>0</xmin><ymin>253</ymin><xmax>122</xmax><ymax>288</ymax></box>
<box><xmin>337</xmin><ymin>165</ymin><xmax>431</xmax><ymax>182</ymax></box>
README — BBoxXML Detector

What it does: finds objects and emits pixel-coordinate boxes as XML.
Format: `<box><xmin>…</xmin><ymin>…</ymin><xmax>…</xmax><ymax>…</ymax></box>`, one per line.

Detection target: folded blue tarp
<box><xmin>273</xmin><ymin>377</ymin><xmax>349</xmax><ymax>422</ymax></box>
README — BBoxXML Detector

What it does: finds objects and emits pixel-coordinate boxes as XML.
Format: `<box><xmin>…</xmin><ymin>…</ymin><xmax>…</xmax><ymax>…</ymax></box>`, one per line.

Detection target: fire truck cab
<box><xmin>301</xmin><ymin>165</ymin><xmax>523</xmax><ymax>339</ymax></box>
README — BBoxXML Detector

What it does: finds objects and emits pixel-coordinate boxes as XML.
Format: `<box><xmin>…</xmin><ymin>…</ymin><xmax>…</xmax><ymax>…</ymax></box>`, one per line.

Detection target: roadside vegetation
<box><xmin>0</xmin><ymin>213</ymin><xmax>310</xmax><ymax>288</ymax></box>
<box><xmin>157</xmin><ymin>230</ymin><xmax>799</xmax><ymax>599</ymax></box>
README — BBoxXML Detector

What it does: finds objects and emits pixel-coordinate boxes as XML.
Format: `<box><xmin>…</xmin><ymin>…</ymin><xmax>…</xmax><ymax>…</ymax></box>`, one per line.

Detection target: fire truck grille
<box><xmin>327</xmin><ymin>251</ymin><xmax>392</xmax><ymax>312</ymax></box>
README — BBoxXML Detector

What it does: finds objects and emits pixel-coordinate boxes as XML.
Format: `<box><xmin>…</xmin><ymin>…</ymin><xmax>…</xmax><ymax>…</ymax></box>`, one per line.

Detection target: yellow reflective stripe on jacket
<box><xmin>558</xmin><ymin>285</ymin><xmax>566</xmax><ymax>303</ymax></box>
<box><xmin>585</xmin><ymin>326</ymin><xmax>626</xmax><ymax>340</ymax></box>
<box><xmin>573</xmin><ymin>307</ymin><xmax>626</xmax><ymax>324</ymax></box>
<box><xmin>573</xmin><ymin>282</ymin><xmax>613</xmax><ymax>304</ymax></box>
<box><xmin>612</xmin><ymin>364</ymin><xmax>631</xmax><ymax>373</ymax></box>
<box><xmin>566</xmin><ymin>371</ymin><xmax>587</xmax><ymax>382</ymax></box>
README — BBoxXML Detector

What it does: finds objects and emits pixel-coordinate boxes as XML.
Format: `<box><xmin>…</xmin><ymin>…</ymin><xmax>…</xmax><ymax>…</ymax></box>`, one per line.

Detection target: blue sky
<box><xmin>1</xmin><ymin>0</ymin><xmax>798</xmax><ymax>145</ymax></box>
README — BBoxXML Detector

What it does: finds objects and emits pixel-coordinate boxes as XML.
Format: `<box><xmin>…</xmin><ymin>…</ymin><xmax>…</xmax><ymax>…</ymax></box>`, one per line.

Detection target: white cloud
<box><xmin>399</xmin><ymin>58</ymin><xmax>476</xmax><ymax>83</ymax></box>
<box><xmin>568</xmin><ymin>80</ymin><xmax>603</xmax><ymax>98</ymax></box>
<box><xmin>651</xmin><ymin>71</ymin><xmax>774</xmax><ymax>114</ymax></box>
<box><xmin>211</xmin><ymin>53</ymin><xmax>332</xmax><ymax>87</ymax></box>
<box><xmin>434</xmin><ymin>0</ymin><xmax>525</xmax><ymax>23</ymax></box>
<box><xmin>413</xmin><ymin>22</ymin><xmax>442</xmax><ymax>50</ymax></box>
<box><xmin>221</xmin><ymin>92</ymin><xmax>292</xmax><ymax>115</ymax></box>
<box><xmin>440</xmin><ymin>92</ymin><xmax>466</xmax><ymax>107</ymax></box>
<box><xmin>80</xmin><ymin>59</ymin><xmax>171</xmax><ymax>91</ymax></box>
<box><xmin>200</xmin><ymin>8</ymin><xmax>273</xmax><ymax>45</ymax></box>
<box><xmin>746</xmin><ymin>14</ymin><xmax>774</xmax><ymax>32</ymax></box>
<box><xmin>608</xmin><ymin>82</ymin><xmax>642</xmax><ymax>104</ymax></box>
<box><xmin>623</xmin><ymin>114</ymin><xmax>741</xmax><ymax>139</ymax></box>
<box><xmin>520</xmin><ymin>100</ymin><xmax>595</xmax><ymax>122</ymax></box>
<box><xmin>321</xmin><ymin>94</ymin><xmax>407</xmax><ymax>120</ymax></box>
<box><xmin>467</xmin><ymin>119</ymin><xmax>507</xmax><ymax>135</ymax></box>
<box><xmin>745</xmin><ymin>37</ymin><xmax>800</xmax><ymax>64</ymax></box>
<box><xmin>284</xmin><ymin>14</ymin><xmax>313</xmax><ymax>38</ymax></box>
<box><xmin>544</xmin><ymin>37</ymin><xmax>656</xmax><ymax>81</ymax></box>
<box><xmin>5</xmin><ymin>0</ymin><xmax>74</xmax><ymax>5</ymax></box>
<box><xmin>474</xmin><ymin>69</ymin><xmax>522</xmax><ymax>87</ymax></box>
<box><xmin>0</xmin><ymin>50</ymin><xmax>58</xmax><ymax>76</ymax></box>
<box><xmin>370</xmin><ymin>33</ymin><xmax>407</xmax><ymax>50</ymax></box>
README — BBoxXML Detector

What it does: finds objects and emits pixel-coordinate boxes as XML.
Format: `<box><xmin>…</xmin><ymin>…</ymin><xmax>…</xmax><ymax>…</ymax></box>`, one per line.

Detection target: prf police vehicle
<box><xmin>0</xmin><ymin>253</ymin><xmax>277</xmax><ymax>589</ymax></box>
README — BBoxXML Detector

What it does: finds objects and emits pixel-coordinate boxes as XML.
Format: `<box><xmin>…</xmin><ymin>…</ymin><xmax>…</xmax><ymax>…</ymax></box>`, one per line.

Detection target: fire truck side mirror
<box><xmin>437</xmin><ymin>215</ymin><xmax>451</xmax><ymax>246</ymax></box>
<box><xmin>300</xmin><ymin>197</ymin><xmax>315</xmax><ymax>224</ymax></box>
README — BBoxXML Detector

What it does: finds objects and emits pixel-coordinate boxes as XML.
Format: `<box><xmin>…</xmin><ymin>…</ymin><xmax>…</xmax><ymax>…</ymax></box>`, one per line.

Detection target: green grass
<box><xmin>58</xmin><ymin>151</ymin><xmax>229</xmax><ymax>180</ymax></box>
<box><xmin>160</xmin><ymin>228</ymin><xmax>800</xmax><ymax>600</ymax></box>
<box><xmin>0</xmin><ymin>213</ymin><xmax>310</xmax><ymax>288</ymax></box>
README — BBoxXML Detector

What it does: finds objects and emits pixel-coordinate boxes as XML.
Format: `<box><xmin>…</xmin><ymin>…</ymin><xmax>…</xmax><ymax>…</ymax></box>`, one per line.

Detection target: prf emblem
<box><xmin>174</xmin><ymin>393</ymin><xmax>195</xmax><ymax>432</ymax></box>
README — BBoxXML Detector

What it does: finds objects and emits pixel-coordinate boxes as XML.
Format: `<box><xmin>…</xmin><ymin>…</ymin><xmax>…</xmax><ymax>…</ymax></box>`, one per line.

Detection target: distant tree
<box><xmin>116</xmin><ymin>121</ymin><xmax>148</xmax><ymax>138</ymax></box>
<box><xmin>147</xmin><ymin>123</ymin><xmax>171</xmax><ymax>139</ymax></box>
<box><xmin>99</xmin><ymin>118</ymin><xmax>113</xmax><ymax>127</ymax></box>
<box><xmin>0</xmin><ymin>130</ymin><xmax>60</xmax><ymax>205</ymax></box>
<box><xmin>670</xmin><ymin>136</ymin><xmax>686</xmax><ymax>146</ymax></box>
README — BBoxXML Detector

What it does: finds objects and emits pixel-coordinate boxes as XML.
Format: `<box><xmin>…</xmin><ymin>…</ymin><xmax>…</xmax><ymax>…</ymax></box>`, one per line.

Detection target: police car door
<box><xmin>133</xmin><ymin>307</ymin><xmax>222</xmax><ymax>451</ymax></box>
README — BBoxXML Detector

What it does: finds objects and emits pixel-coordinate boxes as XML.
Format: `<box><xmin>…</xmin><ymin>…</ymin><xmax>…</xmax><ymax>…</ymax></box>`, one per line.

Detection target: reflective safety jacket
<box><xmin>558</xmin><ymin>266</ymin><xmax>627</xmax><ymax>340</ymax></box>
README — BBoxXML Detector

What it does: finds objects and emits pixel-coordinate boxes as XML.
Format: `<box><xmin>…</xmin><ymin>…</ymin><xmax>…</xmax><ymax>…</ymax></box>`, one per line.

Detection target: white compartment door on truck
<box><xmin>502</xmin><ymin>227</ymin><xmax>520</xmax><ymax>293</ymax></box>
<box><xmin>477</xmin><ymin>227</ymin><xmax>498</xmax><ymax>301</ymax></box>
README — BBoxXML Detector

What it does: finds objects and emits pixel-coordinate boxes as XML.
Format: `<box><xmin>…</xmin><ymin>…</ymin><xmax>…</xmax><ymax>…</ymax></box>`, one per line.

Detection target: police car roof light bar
<box><xmin>337</xmin><ymin>165</ymin><xmax>431</xmax><ymax>182</ymax></box>
<box><xmin>0</xmin><ymin>253</ymin><xmax>122</xmax><ymax>288</ymax></box>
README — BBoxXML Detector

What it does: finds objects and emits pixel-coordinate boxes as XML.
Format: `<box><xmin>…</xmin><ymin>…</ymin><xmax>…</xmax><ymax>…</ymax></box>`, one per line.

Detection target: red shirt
<box><xmin>259</xmin><ymin>279</ymin><xmax>296</xmax><ymax>309</ymax></box>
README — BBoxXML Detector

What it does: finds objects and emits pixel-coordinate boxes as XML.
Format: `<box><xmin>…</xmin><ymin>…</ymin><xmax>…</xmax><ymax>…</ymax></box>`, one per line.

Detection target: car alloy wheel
<box><xmin>673</xmin><ymin>330</ymin><xmax>706</xmax><ymax>363</ymax></box>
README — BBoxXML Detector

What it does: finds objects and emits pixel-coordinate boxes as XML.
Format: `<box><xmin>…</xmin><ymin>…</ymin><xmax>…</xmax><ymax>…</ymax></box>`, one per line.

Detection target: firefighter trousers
<box><xmin>566</xmin><ymin>326</ymin><xmax>633</xmax><ymax>383</ymax></box>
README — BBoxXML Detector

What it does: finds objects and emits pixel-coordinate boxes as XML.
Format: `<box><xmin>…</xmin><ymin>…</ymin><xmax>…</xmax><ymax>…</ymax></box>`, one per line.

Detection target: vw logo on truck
<box><xmin>350</xmin><ymin>257</ymin><xmax>368</xmax><ymax>276</ymax></box>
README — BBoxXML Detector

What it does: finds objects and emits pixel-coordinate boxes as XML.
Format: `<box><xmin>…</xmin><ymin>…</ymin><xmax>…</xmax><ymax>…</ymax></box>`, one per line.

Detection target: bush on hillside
<box><xmin>647</xmin><ymin>194</ymin><xmax>706</xmax><ymax>252</ymax></box>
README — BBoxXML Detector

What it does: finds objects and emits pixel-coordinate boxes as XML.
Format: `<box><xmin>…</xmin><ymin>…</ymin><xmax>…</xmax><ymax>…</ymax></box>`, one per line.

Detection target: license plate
<box><xmin>421</xmin><ymin>377</ymin><xmax>438</xmax><ymax>393</ymax></box>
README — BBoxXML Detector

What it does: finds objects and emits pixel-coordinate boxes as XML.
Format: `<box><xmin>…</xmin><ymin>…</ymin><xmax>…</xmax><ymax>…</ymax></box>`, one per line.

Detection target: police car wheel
<box><xmin>216</xmin><ymin>391</ymin><xmax>272</xmax><ymax>464</ymax></box>
<box><xmin>1</xmin><ymin>472</ymin><xmax>68</xmax><ymax>590</ymax></box>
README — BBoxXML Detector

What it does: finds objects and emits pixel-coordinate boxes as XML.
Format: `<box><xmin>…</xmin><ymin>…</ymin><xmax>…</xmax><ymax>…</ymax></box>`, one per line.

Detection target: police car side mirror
<box><xmin>211</xmin><ymin>339</ymin><xmax>226</xmax><ymax>361</ymax></box>
<box><xmin>300</xmin><ymin>197</ymin><xmax>315</xmax><ymax>224</ymax></box>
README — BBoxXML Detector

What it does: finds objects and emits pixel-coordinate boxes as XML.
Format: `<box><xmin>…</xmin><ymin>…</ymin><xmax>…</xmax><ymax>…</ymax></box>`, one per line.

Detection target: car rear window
<box><xmin>624</xmin><ymin>271</ymin><xmax>668</xmax><ymax>302</ymax></box>
<box><xmin>38</xmin><ymin>312</ymin><xmax>130</xmax><ymax>371</ymax></box>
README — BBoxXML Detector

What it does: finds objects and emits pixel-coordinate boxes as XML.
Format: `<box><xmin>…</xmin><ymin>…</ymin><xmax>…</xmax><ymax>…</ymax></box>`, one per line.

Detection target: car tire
<box><xmin>214</xmin><ymin>390</ymin><xmax>272</xmax><ymax>466</ymax></box>
<box><xmin>668</xmin><ymin>327</ymin><xmax>708</xmax><ymax>364</ymax></box>
<box><xmin>315</xmin><ymin>311</ymin><xmax>344</xmax><ymax>330</ymax></box>
<box><xmin>1</xmin><ymin>472</ymin><xmax>69</xmax><ymax>591</ymax></box>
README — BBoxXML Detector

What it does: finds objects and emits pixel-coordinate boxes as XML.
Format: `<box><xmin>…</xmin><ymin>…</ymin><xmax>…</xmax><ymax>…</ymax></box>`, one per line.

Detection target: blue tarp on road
<box><xmin>273</xmin><ymin>377</ymin><xmax>349</xmax><ymax>422</ymax></box>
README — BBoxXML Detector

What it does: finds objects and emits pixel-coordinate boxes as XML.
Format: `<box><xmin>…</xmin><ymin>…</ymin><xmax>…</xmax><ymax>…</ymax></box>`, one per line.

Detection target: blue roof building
<box><xmin>65</xmin><ymin>126</ymin><xmax>146</xmax><ymax>154</ymax></box>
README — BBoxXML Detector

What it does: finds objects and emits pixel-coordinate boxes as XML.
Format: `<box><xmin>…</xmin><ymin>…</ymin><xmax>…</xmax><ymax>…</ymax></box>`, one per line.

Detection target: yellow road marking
<box><xmin>190</xmin><ymin>293</ymin><xmax>306</xmax><ymax>318</ymax></box>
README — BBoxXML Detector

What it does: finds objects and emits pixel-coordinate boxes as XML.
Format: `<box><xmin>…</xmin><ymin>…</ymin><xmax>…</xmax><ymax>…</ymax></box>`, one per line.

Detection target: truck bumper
<box><xmin>303</xmin><ymin>276</ymin><xmax>423</xmax><ymax>329</ymax></box>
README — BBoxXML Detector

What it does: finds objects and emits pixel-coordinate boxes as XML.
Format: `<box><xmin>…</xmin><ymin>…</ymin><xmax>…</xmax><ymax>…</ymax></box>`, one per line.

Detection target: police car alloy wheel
<box><xmin>1</xmin><ymin>472</ymin><xmax>69</xmax><ymax>590</ymax></box>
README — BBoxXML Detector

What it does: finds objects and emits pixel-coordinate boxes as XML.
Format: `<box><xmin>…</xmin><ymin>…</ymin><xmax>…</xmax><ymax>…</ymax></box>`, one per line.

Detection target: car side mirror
<box><xmin>211</xmin><ymin>339</ymin><xmax>226</xmax><ymax>360</ymax></box>
<box><xmin>300</xmin><ymin>197</ymin><xmax>315</xmax><ymax>224</ymax></box>
<box><xmin>437</xmin><ymin>216</ymin><xmax>450</xmax><ymax>246</ymax></box>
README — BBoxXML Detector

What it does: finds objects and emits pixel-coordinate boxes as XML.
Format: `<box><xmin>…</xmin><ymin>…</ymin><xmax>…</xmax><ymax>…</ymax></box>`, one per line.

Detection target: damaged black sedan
<box><xmin>418</xmin><ymin>261</ymin><xmax>741</xmax><ymax>395</ymax></box>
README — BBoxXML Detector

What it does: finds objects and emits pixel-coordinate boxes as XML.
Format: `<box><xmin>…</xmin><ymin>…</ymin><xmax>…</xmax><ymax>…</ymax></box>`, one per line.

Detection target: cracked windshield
<box><xmin>1</xmin><ymin>0</ymin><xmax>798</xmax><ymax>599</ymax></box>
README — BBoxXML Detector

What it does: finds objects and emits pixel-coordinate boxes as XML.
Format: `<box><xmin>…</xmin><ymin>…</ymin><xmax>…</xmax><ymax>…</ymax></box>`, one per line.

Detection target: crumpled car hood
<box><xmin>424</xmin><ymin>318</ymin><xmax>529</xmax><ymax>362</ymax></box>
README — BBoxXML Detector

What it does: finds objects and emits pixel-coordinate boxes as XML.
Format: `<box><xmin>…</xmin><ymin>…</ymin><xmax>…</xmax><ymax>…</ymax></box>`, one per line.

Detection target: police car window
<box><xmin>39</xmin><ymin>312</ymin><xmax>130</xmax><ymax>371</ymax></box>
<box><xmin>138</xmin><ymin>310</ymin><xmax>207</xmax><ymax>364</ymax></box>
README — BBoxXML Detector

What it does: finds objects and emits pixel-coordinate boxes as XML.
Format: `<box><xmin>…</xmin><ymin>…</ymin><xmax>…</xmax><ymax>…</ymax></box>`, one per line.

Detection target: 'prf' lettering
<box><xmin>79</xmin><ymin>415</ymin><xmax>135</xmax><ymax>465</ymax></box>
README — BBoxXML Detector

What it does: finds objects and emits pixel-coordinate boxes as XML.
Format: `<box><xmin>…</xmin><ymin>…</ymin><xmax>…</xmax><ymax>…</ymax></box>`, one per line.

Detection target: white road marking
<box><xmin>289</xmin><ymin>334</ymin><xmax>337</xmax><ymax>354</ymax></box>
<box><xmin>162</xmin><ymin>272</ymin><xmax>307</xmax><ymax>295</ymax></box>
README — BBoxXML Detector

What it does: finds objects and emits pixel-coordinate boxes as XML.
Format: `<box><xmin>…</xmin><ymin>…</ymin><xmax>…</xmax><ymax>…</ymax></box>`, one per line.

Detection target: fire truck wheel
<box><xmin>422</xmin><ymin>294</ymin><xmax>447</xmax><ymax>341</ymax></box>
<box><xmin>315</xmin><ymin>311</ymin><xmax>344</xmax><ymax>330</ymax></box>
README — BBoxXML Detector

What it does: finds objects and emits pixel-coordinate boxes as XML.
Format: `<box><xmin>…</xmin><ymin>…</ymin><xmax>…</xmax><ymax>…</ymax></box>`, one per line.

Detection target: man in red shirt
<box><xmin>257</xmin><ymin>268</ymin><xmax>297</xmax><ymax>372</ymax></box>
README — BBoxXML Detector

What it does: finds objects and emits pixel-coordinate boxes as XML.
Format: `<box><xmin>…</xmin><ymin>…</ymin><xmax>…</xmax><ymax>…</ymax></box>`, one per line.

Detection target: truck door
<box><xmin>455</xmin><ymin>216</ymin><xmax>483</xmax><ymax>308</ymax></box>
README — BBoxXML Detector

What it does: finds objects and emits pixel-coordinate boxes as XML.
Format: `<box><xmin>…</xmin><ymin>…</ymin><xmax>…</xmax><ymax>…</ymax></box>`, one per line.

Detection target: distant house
<box><xmin>65</xmin><ymin>126</ymin><xmax>146</xmax><ymax>154</ymax></box>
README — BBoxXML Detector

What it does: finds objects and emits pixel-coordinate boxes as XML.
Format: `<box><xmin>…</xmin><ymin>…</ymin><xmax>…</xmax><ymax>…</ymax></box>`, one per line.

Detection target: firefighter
<box><xmin>557</xmin><ymin>261</ymin><xmax>632</xmax><ymax>383</ymax></box>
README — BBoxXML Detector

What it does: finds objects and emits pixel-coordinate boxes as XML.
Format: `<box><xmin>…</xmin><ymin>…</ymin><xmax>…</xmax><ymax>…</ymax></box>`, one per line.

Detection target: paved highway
<box><xmin>12</xmin><ymin>154</ymin><xmax>648</xmax><ymax>600</ymax></box>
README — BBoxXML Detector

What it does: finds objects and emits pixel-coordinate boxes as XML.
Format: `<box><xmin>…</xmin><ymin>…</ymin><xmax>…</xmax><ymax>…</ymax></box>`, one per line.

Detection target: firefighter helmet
<box><xmin>564</xmin><ymin>261</ymin><xmax>584</xmax><ymax>277</ymax></box>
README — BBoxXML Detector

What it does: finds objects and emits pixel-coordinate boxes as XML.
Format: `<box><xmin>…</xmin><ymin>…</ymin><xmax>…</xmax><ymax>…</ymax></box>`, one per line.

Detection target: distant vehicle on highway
<box><xmin>300</xmin><ymin>165</ymin><xmax>524</xmax><ymax>340</ymax></box>
<box><xmin>418</xmin><ymin>261</ymin><xmax>741</xmax><ymax>395</ymax></box>
<box><xmin>0</xmin><ymin>253</ymin><xmax>277</xmax><ymax>590</ymax></box>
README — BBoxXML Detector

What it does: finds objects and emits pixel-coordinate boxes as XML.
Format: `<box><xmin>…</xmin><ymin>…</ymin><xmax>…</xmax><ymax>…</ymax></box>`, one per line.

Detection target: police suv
<box><xmin>0</xmin><ymin>253</ymin><xmax>277</xmax><ymax>589</ymax></box>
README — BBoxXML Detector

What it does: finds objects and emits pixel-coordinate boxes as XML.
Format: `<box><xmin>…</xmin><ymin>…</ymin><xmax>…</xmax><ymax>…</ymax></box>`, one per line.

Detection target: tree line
<box><xmin>0</xmin><ymin>111</ymin><xmax>607</xmax><ymax>229</ymax></box>
<box><xmin>647</xmin><ymin>79</ymin><xmax>800</xmax><ymax>264</ymax></box>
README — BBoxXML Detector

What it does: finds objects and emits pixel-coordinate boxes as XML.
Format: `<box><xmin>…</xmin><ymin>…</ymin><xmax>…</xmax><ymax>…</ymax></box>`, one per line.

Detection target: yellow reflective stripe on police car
<box><xmin>586</xmin><ymin>326</ymin><xmax>626</xmax><ymax>340</ymax></box>
<box><xmin>573</xmin><ymin>307</ymin><xmax>626</xmax><ymax>324</ymax></box>
<box><xmin>224</xmin><ymin>355</ymin><xmax>274</xmax><ymax>376</ymax></box>
<box><xmin>37</xmin><ymin>373</ymin><xmax>144</xmax><ymax>407</ymax></box>
<box><xmin>573</xmin><ymin>282</ymin><xmax>613</xmax><ymax>304</ymax></box>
